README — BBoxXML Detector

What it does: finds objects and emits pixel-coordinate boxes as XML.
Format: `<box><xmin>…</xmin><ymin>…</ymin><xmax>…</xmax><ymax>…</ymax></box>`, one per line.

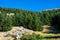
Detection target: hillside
<box><xmin>0</xmin><ymin>7</ymin><xmax>60</xmax><ymax>32</ymax></box>
<box><xmin>0</xmin><ymin>7</ymin><xmax>60</xmax><ymax>40</ymax></box>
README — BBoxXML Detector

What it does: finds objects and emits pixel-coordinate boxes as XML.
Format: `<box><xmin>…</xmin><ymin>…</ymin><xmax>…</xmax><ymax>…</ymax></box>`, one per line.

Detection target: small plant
<box><xmin>20</xmin><ymin>33</ymin><xmax>43</xmax><ymax>40</ymax></box>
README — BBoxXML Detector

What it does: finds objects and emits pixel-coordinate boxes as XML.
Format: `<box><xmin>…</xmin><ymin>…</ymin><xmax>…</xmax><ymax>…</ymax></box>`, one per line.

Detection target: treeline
<box><xmin>0</xmin><ymin>7</ymin><xmax>60</xmax><ymax>31</ymax></box>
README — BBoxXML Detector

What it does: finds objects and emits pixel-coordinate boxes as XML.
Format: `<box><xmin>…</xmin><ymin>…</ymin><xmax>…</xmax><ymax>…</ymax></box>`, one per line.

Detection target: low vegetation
<box><xmin>20</xmin><ymin>33</ymin><xmax>43</xmax><ymax>40</ymax></box>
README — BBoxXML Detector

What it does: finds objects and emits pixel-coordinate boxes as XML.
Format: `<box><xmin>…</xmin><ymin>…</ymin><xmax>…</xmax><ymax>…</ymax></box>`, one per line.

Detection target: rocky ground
<box><xmin>0</xmin><ymin>25</ymin><xmax>51</xmax><ymax>40</ymax></box>
<box><xmin>0</xmin><ymin>26</ymin><xmax>34</xmax><ymax>40</ymax></box>
<box><xmin>0</xmin><ymin>25</ymin><xmax>59</xmax><ymax>40</ymax></box>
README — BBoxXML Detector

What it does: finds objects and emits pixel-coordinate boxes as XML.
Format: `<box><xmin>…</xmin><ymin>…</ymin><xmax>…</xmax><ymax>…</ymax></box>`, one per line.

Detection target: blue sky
<box><xmin>0</xmin><ymin>0</ymin><xmax>60</xmax><ymax>12</ymax></box>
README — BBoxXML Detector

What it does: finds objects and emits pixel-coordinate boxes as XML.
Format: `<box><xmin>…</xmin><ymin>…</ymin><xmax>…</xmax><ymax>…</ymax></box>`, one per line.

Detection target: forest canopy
<box><xmin>0</xmin><ymin>7</ymin><xmax>60</xmax><ymax>31</ymax></box>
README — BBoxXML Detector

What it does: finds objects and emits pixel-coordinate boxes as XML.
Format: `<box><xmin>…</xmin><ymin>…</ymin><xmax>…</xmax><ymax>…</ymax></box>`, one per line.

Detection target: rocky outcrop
<box><xmin>0</xmin><ymin>26</ymin><xmax>34</xmax><ymax>40</ymax></box>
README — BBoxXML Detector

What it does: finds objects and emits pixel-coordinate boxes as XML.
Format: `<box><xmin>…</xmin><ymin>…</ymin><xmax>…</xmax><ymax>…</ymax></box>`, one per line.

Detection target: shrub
<box><xmin>0</xmin><ymin>13</ymin><xmax>12</xmax><ymax>31</ymax></box>
<box><xmin>15</xmin><ymin>13</ymin><xmax>25</xmax><ymax>26</ymax></box>
<box><xmin>2</xmin><ymin>16</ymin><xmax>12</xmax><ymax>31</ymax></box>
<box><xmin>21</xmin><ymin>33</ymin><xmax>43</xmax><ymax>40</ymax></box>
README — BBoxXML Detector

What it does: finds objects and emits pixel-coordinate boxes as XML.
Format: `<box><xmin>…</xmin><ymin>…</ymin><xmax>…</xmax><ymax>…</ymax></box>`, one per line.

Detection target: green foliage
<box><xmin>32</xmin><ymin>13</ymin><xmax>43</xmax><ymax>31</ymax></box>
<box><xmin>0</xmin><ymin>7</ymin><xmax>60</xmax><ymax>31</ymax></box>
<box><xmin>14</xmin><ymin>12</ymin><xmax>43</xmax><ymax>31</ymax></box>
<box><xmin>21</xmin><ymin>34</ymin><xmax>43</xmax><ymax>40</ymax></box>
<box><xmin>0</xmin><ymin>13</ymin><xmax>12</xmax><ymax>31</ymax></box>
<box><xmin>2</xmin><ymin>16</ymin><xmax>12</xmax><ymax>31</ymax></box>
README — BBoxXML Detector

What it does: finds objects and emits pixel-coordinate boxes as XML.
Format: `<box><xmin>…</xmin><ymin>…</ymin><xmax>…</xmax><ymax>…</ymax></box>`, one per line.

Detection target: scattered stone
<box><xmin>0</xmin><ymin>26</ymin><xmax>34</xmax><ymax>40</ymax></box>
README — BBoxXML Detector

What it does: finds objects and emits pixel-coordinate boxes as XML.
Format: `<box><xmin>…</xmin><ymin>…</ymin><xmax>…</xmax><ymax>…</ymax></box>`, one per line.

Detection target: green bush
<box><xmin>0</xmin><ymin>13</ymin><xmax>12</xmax><ymax>31</ymax></box>
<box><xmin>2</xmin><ymin>16</ymin><xmax>12</xmax><ymax>31</ymax></box>
<box><xmin>15</xmin><ymin>12</ymin><xmax>25</xmax><ymax>26</ymax></box>
<box><xmin>30</xmin><ymin>13</ymin><xmax>43</xmax><ymax>31</ymax></box>
<box><xmin>21</xmin><ymin>34</ymin><xmax>43</xmax><ymax>40</ymax></box>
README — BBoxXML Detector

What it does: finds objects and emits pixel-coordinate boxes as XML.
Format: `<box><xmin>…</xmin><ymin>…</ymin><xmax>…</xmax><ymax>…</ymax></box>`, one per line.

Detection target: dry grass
<box><xmin>34</xmin><ymin>31</ymin><xmax>60</xmax><ymax>40</ymax></box>
<box><xmin>42</xmin><ymin>38</ymin><xmax>60</xmax><ymax>40</ymax></box>
<box><xmin>34</xmin><ymin>31</ymin><xmax>60</xmax><ymax>37</ymax></box>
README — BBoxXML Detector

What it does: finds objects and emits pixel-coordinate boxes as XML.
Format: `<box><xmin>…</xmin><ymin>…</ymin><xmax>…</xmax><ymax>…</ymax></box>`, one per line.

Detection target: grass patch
<box><xmin>41</xmin><ymin>33</ymin><xmax>60</xmax><ymax>37</ymax></box>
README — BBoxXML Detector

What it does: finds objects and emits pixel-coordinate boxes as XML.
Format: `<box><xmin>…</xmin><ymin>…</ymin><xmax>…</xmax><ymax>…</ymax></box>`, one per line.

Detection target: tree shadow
<box><xmin>51</xmin><ymin>14</ymin><xmax>60</xmax><ymax>34</ymax></box>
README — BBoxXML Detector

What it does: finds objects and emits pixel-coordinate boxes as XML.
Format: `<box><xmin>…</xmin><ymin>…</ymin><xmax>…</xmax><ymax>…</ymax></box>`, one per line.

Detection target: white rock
<box><xmin>7</xmin><ymin>13</ymin><xmax>14</xmax><ymax>16</ymax></box>
<box><xmin>20</xmin><ymin>27</ymin><xmax>24</xmax><ymax>30</ymax></box>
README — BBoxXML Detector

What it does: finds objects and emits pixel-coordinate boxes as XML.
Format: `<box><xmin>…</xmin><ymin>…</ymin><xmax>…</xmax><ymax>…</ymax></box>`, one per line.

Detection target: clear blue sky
<box><xmin>0</xmin><ymin>0</ymin><xmax>60</xmax><ymax>12</ymax></box>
